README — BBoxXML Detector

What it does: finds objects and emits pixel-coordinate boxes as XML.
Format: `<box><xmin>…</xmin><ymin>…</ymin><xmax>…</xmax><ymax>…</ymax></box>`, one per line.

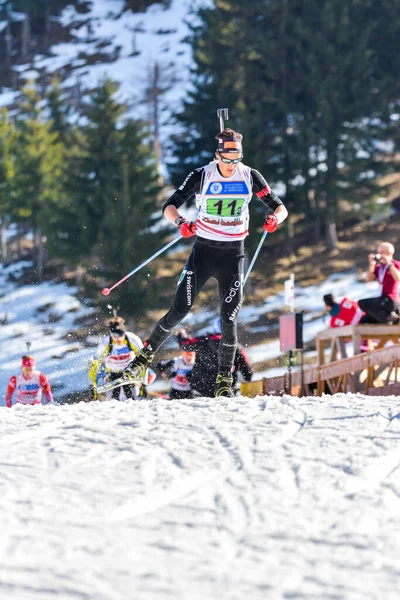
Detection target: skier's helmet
<box><xmin>109</xmin><ymin>318</ymin><xmax>125</xmax><ymax>338</ymax></box>
<box><xmin>22</xmin><ymin>355</ymin><xmax>35</xmax><ymax>368</ymax></box>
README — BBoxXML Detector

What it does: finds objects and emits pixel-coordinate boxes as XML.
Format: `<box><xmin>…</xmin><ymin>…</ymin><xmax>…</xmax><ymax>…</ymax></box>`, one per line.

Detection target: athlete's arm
<box><xmin>5</xmin><ymin>375</ymin><xmax>17</xmax><ymax>408</ymax></box>
<box><xmin>162</xmin><ymin>168</ymin><xmax>204</xmax><ymax>226</ymax></box>
<box><xmin>251</xmin><ymin>169</ymin><xmax>288</xmax><ymax>224</ymax></box>
<box><xmin>39</xmin><ymin>373</ymin><xmax>54</xmax><ymax>403</ymax></box>
<box><xmin>156</xmin><ymin>359</ymin><xmax>175</xmax><ymax>377</ymax></box>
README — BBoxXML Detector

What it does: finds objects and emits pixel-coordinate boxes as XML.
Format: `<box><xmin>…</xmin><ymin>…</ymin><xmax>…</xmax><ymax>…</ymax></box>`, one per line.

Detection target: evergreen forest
<box><xmin>0</xmin><ymin>0</ymin><xmax>399</xmax><ymax>315</ymax></box>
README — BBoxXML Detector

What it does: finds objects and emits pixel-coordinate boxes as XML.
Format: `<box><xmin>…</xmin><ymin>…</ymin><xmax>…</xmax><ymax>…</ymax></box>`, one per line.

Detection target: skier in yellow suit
<box><xmin>89</xmin><ymin>317</ymin><xmax>154</xmax><ymax>400</ymax></box>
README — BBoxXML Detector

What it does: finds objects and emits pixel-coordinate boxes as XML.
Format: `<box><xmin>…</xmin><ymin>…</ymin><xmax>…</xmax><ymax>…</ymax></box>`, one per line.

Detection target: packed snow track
<box><xmin>0</xmin><ymin>394</ymin><xmax>399</xmax><ymax>600</ymax></box>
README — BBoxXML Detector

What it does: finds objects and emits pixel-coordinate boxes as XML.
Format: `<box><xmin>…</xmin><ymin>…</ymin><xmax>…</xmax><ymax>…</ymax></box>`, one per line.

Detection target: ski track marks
<box><xmin>0</xmin><ymin>394</ymin><xmax>399</xmax><ymax>599</ymax></box>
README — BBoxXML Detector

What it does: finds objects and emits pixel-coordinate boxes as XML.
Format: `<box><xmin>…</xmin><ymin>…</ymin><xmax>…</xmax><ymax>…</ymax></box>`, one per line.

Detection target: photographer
<box><xmin>358</xmin><ymin>242</ymin><xmax>400</xmax><ymax>324</ymax></box>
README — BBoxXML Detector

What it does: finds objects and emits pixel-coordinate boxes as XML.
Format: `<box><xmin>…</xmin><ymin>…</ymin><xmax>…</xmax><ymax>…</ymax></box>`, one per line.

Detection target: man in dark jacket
<box><xmin>176</xmin><ymin>319</ymin><xmax>253</xmax><ymax>397</ymax></box>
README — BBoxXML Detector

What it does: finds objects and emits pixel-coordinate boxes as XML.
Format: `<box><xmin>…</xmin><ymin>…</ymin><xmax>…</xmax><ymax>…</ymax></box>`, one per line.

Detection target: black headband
<box><xmin>217</xmin><ymin>139</ymin><xmax>243</xmax><ymax>154</ymax></box>
<box><xmin>110</xmin><ymin>323</ymin><xmax>125</xmax><ymax>334</ymax></box>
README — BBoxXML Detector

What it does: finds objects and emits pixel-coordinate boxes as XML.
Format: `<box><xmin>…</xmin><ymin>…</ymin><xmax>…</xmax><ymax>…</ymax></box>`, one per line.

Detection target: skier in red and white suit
<box><xmin>5</xmin><ymin>355</ymin><xmax>53</xmax><ymax>408</ymax></box>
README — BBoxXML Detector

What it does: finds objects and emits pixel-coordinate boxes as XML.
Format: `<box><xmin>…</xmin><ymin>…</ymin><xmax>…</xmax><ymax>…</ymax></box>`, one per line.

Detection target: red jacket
<box><xmin>6</xmin><ymin>371</ymin><xmax>53</xmax><ymax>408</ymax></box>
<box><xmin>330</xmin><ymin>298</ymin><xmax>364</xmax><ymax>328</ymax></box>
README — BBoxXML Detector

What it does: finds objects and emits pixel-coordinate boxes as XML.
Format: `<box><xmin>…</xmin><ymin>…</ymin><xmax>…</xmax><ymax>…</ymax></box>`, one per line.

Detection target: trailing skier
<box><xmin>89</xmin><ymin>317</ymin><xmax>155</xmax><ymax>400</ymax></box>
<box><xmin>176</xmin><ymin>319</ymin><xmax>253</xmax><ymax>397</ymax></box>
<box><xmin>156</xmin><ymin>350</ymin><xmax>196</xmax><ymax>400</ymax></box>
<box><xmin>6</xmin><ymin>355</ymin><xmax>53</xmax><ymax>407</ymax></box>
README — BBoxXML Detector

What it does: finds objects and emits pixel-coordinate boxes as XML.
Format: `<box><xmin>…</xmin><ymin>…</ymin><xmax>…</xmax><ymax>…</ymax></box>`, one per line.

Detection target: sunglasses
<box><xmin>111</xmin><ymin>331</ymin><xmax>124</xmax><ymax>337</ymax></box>
<box><xmin>218</xmin><ymin>152</ymin><xmax>243</xmax><ymax>165</ymax></box>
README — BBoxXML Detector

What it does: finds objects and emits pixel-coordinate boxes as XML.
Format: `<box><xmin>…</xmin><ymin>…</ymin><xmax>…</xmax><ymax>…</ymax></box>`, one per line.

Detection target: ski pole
<box><xmin>243</xmin><ymin>230</ymin><xmax>268</xmax><ymax>286</ymax></box>
<box><xmin>102</xmin><ymin>235</ymin><xmax>181</xmax><ymax>296</ymax></box>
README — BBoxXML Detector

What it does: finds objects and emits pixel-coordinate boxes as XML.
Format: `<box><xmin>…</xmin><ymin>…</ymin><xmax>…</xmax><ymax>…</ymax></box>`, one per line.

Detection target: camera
<box><xmin>374</xmin><ymin>253</ymin><xmax>381</xmax><ymax>262</ymax></box>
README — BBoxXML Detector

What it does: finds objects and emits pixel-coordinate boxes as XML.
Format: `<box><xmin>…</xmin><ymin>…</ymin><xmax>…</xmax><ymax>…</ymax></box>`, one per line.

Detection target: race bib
<box><xmin>206</xmin><ymin>197</ymin><xmax>245</xmax><ymax>216</ymax></box>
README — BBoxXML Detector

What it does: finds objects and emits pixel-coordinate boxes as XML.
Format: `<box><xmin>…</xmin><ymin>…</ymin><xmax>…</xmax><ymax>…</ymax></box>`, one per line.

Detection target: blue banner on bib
<box><xmin>206</xmin><ymin>181</ymin><xmax>249</xmax><ymax>195</ymax></box>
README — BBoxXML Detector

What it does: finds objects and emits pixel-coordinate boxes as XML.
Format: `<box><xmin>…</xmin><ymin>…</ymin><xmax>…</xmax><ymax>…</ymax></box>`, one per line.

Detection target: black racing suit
<box><xmin>177</xmin><ymin>332</ymin><xmax>253</xmax><ymax>397</ymax></box>
<box><xmin>144</xmin><ymin>165</ymin><xmax>282</xmax><ymax>376</ymax></box>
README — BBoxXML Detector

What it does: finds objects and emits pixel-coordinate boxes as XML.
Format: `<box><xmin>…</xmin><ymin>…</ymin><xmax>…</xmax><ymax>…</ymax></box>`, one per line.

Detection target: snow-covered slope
<box><xmin>0</xmin><ymin>262</ymin><xmax>96</xmax><ymax>404</ymax></box>
<box><xmin>1</xmin><ymin>0</ymin><xmax>196</xmax><ymax>140</ymax></box>
<box><xmin>0</xmin><ymin>393</ymin><xmax>399</xmax><ymax>599</ymax></box>
<box><xmin>0</xmin><ymin>256</ymin><xmax>384</xmax><ymax>403</ymax></box>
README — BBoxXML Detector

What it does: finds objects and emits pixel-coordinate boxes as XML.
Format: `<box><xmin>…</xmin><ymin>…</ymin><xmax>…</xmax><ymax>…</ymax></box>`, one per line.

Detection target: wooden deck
<box><xmin>241</xmin><ymin>325</ymin><xmax>400</xmax><ymax>398</ymax></box>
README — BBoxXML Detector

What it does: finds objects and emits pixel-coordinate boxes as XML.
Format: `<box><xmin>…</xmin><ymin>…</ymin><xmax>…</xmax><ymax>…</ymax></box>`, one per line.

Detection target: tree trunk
<box><xmin>76</xmin><ymin>264</ymin><xmax>84</xmax><ymax>287</ymax></box>
<box><xmin>285</xmin><ymin>214</ymin><xmax>295</xmax><ymax>256</ymax></box>
<box><xmin>324</xmin><ymin>128</ymin><xmax>339</xmax><ymax>251</ymax></box>
<box><xmin>0</xmin><ymin>216</ymin><xmax>7</xmax><ymax>260</ymax></box>
<box><xmin>151</xmin><ymin>62</ymin><xmax>164</xmax><ymax>187</ymax></box>
<box><xmin>36</xmin><ymin>229</ymin><xmax>45</xmax><ymax>281</ymax></box>
<box><xmin>324</xmin><ymin>221</ymin><xmax>338</xmax><ymax>251</ymax></box>
<box><xmin>21</xmin><ymin>14</ymin><xmax>31</xmax><ymax>60</ymax></box>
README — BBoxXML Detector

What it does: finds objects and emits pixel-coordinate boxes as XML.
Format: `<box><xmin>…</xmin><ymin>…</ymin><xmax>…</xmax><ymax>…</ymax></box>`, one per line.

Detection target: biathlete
<box><xmin>89</xmin><ymin>317</ymin><xmax>155</xmax><ymax>400</ymax></box>
<box><xmin>123</xmin><ymin>127</ymin><xmax>288</xmax><ymax>397</ymax></box>
<box><xmin>6</xmin><ymin>355</ymin><xmax>53</xmax><ymax>407</ymax></box>
<box><xmin>156</xmin><ymin>350</ymin><xmax>196</xmax><ymax>400</ymax></box>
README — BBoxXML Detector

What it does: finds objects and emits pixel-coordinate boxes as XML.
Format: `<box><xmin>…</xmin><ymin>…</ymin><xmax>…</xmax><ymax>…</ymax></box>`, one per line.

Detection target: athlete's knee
<box><xmin>162</xmin><ymin>306</ymin><xmax>188</xmax><ymax>329</ymax></box>
<box><xmin>220</xmin><ymin>297</ymin><xmax>242</xmax><ymax>328</ymax></box>
<box><xmin>220</xmin><ymin>318</ymin><xmax>237</xmax><ymax>344</ymax></box>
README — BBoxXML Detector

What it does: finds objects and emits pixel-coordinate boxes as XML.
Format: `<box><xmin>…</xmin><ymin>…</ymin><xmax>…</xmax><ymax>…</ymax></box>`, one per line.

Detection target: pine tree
<box><xmin>72</xmin><ymin>77</ymin><xmax>126</xmax><ymax>259</ymax></box>
<box><xmin>170</xmin><ymin>0</ymin><xmax>400</xmax><ymax>250</ymax></box>
<box><xmin>103</xmin><ymin>119</ymin><xmax>162</xmax><ymax>313</ymax></box>
<box><xmin>14</xmin><ymin>81</ymin><xmax>66</xmax><ymax>277</ymax></box>
<box><xmin>47</xmin><ymin>77</ymin><xmax>73</xmax><ymax>145</ymax></box>
<box><xmin>0</xmin><ymin>108</ymin><xmax>16</xmax><ymax>259</ymax></box>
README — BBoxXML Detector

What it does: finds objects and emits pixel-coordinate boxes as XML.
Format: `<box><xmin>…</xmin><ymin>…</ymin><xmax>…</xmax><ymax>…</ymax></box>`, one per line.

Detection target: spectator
<box><xmin>176</xmin><ymin>318</ymin><xmax>253</xmax><ymax>397</ymax></box>
<box><xmin>323</xmin><ymin>294</ymin><xmax>364</xmax><ymax>327</ymax></box>
<box><xmin>6</xmin><ymin>355</ymin><xmax>53</xmax><ymax>407</ymax></box>
<box><xmin>358</xmin><ymin>242</ymin><xmax>400</xmax><ymax>324</ymax></box>
<box><xmin>157</xmin><ymin>350</ymin><xmax>196</xmax><ymax>400</ymax></box>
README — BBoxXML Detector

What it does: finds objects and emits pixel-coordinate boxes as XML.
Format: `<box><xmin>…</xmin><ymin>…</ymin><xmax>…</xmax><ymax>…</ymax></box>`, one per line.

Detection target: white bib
<box><xmin>195</xmin><ymin>161</ymin><xmax>253</xmax><ymax>241</ymax></box>
<box><xmin>15</xmin><ymin>371</ymin><xmax>42</xmax><ymax>405</ymax></box>
<box><xmin>170</xmin><ymin>357</ymin><xmax>194</xmax><ymax>392</ymax></box>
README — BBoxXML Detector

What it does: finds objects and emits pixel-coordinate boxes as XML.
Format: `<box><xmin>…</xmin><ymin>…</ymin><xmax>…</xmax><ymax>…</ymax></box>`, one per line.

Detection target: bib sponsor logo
<box><xmin>210</xmin><ymin>182</ymin><xmax>223</xmax><ymax>194</ymax></box>
<box><xmin>206</xmin><ymin>181</ymin><xmax>249</xmax><ymax>195</ymax></box>
<box><xmin>18</xmin><ymin>384</ymin><xmax>39</xmax><ymax>392</ymax></box>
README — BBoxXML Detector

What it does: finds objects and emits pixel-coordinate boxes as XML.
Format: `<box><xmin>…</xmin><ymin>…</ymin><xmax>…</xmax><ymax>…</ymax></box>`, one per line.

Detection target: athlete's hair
<box><xmin>215</xmin><ymin>128</ymin><xmax>243</xmax><ymax>142</ymax></box>
<box><xmin>323</xmin><ymin>294</ymin><xmax>335</xmax><ymax>308</ymax></box>
<box><xmin>378</xmin><ymin>241</ymin><xmax>395</xmax><ymax>255</ymax></box>
<box><xmin>106</xmin><ymin>316</ymin><xmax>125</xmax><ymax>328</ymax></box>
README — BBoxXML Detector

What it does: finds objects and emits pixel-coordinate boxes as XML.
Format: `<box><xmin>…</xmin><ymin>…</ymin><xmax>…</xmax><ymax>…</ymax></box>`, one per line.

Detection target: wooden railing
<box><xmin>241</xmin><ymin>325</ymin><xmax>400</xmax><ymax>397</ymax></box>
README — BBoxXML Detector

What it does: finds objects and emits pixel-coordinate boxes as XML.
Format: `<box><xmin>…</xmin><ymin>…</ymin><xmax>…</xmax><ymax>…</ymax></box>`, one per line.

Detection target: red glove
<box><xmin>263</xmin><ymin>214</ymin><xmax>278</xmax><ymax>233</ymax></box>
<box><xmin>179</xmin><ymin>219</ymin><xmax>197</xmax><ymax>238</ymax></box>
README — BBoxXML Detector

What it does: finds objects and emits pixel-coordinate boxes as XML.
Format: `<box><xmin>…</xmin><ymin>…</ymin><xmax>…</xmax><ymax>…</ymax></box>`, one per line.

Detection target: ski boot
<box><xmin>215</xmin><ymin>373</ymin><xmax>234</xmax><ymax>398</ymax></box>
<box><xmin>123</xmin><ymin>345</ymin><xmax>154</xmax><ymax>380</ymax></box>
